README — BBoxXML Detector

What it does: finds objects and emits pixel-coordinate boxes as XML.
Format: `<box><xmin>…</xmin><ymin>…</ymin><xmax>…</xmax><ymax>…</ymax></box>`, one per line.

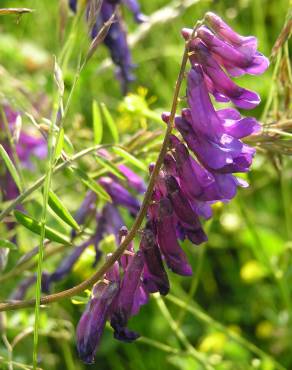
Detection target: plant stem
<box><xmin>0</xmin><ymin>30</ymin><xmax>191</xmax><ymax>313</ymax></box>
<box><xmin>155</xmin><ymin>295</ymin><xmax>214</xmax><ymax>370</ymax></box>
<box><xmin>0</xmin><ymin>144</ymin><xmax>110</xmax><ymax>222</ymax></box>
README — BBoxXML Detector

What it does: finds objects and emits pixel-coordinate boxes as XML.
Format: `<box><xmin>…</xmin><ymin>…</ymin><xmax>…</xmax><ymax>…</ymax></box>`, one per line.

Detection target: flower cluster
<box><xmin>69</xmin><ymin>0</ymin><xmax>146</xmax><ymax>93</ymax></box>
<box><xmin>75</xmin><ymin>12</ymin><xmax>268</xmax><ymax>363</ymax></box>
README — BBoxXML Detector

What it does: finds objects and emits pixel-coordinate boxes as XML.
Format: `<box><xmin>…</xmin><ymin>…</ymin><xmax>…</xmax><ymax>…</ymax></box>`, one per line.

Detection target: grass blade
<box><xmin>100</xmin><ymin>103</ymin><xmax>119</xmax><ymax>143</ymax></box>
<box><xmin>0</xmin><ymin>144</ymin><xmax>23</xmax><ymax>192</ymax></box>
<box><xmin>92</xmin><ymin>100</ymin><xmax>103</xmax><ymax>145</ymax></box>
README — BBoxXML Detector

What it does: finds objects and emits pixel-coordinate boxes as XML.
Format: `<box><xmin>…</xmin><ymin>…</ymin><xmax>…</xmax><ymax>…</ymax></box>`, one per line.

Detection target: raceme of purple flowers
<box><xmin>69</xmin><ymin>0</ymin><xmax>147</xmax><ymax>94</ymax></box>
<box><xmin>75</xmin><ymin>12</ymin><xmax>268</xmax><ymax>364</ymax></box>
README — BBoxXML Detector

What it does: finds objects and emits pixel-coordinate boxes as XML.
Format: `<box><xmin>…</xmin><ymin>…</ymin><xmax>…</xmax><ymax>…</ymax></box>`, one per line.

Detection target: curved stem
<box><xmin>0</xmin><ymin>39</ymin><xmax>190</xmax><ymax>313</ymax></box>
<box><xmin>0</xmin><ymin>144</ymin><xmax>111</xmax><ymax>222</ymax></box>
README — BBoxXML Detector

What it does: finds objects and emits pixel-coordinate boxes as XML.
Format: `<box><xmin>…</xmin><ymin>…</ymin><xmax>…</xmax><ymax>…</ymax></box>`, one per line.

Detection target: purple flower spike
<box><xmin>99</xmin><ymin>177</ymin><xmax>140</xmax><ymax>216</ymax></box>
<box><xmin>204</xmin><ymin>12</ymin><xmax>258</xmax><ymax>56</ymax></box>
<box><xmin>156</xmin><ymin>198</ymin><xmax>192</xmax><ymax>276</ymax></box>
<box><xmin>140</xmin><ymin>229</ymin><xmax>170</xmax><ymax>295</ymax></box>
<box><xmin>188</xmin><ymin>39</ymin><xmax>260</xmax><ymax>109</ymax></box>
<box><xmin>77</xmin><ymin>282</ymin><xmax>119</xmax><ymax>364</ymax></box>
<box><xmin>196</xmin><ymin>26</ymin><xmax>269</xmax><ymax>77</ymax></box>
<box><xmin>110</xmin><ymin>251</ymin><xmax>144</xmax><ymax>342</ymax></box>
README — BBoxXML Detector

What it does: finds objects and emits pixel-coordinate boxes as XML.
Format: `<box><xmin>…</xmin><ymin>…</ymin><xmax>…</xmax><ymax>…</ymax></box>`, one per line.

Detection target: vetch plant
<box><xmin>4</xmin><ymin>5</ymin><xmax>290</xmax><ymax>369</ymax></box>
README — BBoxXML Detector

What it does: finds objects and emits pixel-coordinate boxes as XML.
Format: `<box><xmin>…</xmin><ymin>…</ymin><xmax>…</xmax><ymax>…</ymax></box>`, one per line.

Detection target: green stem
<box><xmin>155</xmin><ymin>295</ymin><xmax>214</xmax><ymax>370</ymax></box>
<box><xmin>0</xmin><ymin>144</ymin><xmax>109</xmax><ymax>222</ymax></box>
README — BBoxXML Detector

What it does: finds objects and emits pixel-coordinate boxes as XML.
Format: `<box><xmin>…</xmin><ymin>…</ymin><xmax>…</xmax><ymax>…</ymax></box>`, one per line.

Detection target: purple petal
<box><xmin>77</xmin><ymin>282</ymin><xmax>119</xmax><ymax>364</ymax></box>
<box><xmin>140</xmin><ymin>229</ymin><xmax>170</xmax><ymax>295</ymax></box>
<box><xmin>156</xmin><ymin>198</ymin><xmax>192</xmax><ymax>276</ymax></box>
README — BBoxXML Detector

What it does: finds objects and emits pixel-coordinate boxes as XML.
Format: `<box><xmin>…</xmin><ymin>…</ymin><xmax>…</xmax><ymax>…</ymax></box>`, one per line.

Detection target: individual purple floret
<box><xmin>118</xmin><ymin>164</ymin><xmax>146</xmax><ymax>193</ymax></box>
<box><xmin>110</xmin><ymin>251</ymin><xmax>145</xmax><ymax>342</ymax></box>
<box><xmin>182</xmin><ymin>26</ymin><xmax>269</xmax><ymax>77</ymax></box>
<box><xmin>204</xmin><ymin>12</ymin><xmax>258</xmax><ymax>56</ymax></box>
<box><xmin>187</xmin><ymin>39</ymin><xmax>260</xmax><ymax>109</ymax></box>
<box><xmin>156</xmin><ymin>198</ymin><xmax>192</xmax><ymax>276</ymax></box>
<box><xmin>77</xmin><ymin>281</ymin><xmax>119</xmax><ymax>364</ymax></box>
<box><xmin>140</xmin><ymin>228</ymin><xmax>170</xmax><ymax>295</ymax></box>
<box><xmin>196</xmin><ymin>26</ymin><xmax>269</xmax><ymax>77</ymax></box>
<box><xmin>99</xmin><ymin>177</ymin><xmax>141</xmax><ymax>215</ymax></box>
<box><xmin>185</xmin><ymin>66</ymin><xmax>256</xmax><ymax>173</ymax></box>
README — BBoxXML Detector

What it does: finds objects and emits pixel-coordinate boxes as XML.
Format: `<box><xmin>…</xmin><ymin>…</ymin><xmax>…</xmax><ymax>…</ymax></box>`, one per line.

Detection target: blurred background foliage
<box><xmin>0</xmin><ymin>0</ymin><xmax>291</xmax><ymax>369</ymax></box>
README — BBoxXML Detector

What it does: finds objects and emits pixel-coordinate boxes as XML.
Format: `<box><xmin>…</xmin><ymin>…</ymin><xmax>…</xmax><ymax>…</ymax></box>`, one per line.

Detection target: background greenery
<box><xmin>0</xmin><ymin>0</ymin><xmax>291</xmax><ymax>369</ymax></box>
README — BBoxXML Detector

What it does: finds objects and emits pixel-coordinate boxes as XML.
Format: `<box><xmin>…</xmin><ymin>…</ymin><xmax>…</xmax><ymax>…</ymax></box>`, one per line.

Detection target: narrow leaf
<box><xmin>112</xmin><ymin>147</ymin><xmax>147</xmax><ymax>172</ymax></box>
<box><xmin>73</xmin><ymin>168</ymin><xmax>112</xmax><ymax>202</ymax></box>
<box><xmin>100</xmin><ymin>103</ymin><xmax>119</xmax><ymax>143</ymax></box>
<box><xmin>48</xmin><ymin>191</ymin><xmax>80</xmax><ymax>231</ymax></box>
<box><xmin>92</xmin><ymin>100</ymin><xmax>103</xmax><ymax>145</ymax></box>
<box><xmin>55</xmin><ymin>127</ymin><xmax>64</xmax><ymax>160</ymax></box>
<box><xmin>0</xmin><ymin>239</ymin><xmax>18</xmax><ymax>250</ymax></box>
<box><xmin>0</xmin><ymin>144</ymin><xmax>23</xmax><ymax>192</ymax></box>
<box><xmin>95</xmin><ymin>155</ymin><xmax>125</xmax><ymax>180</ymax></box>
<box><xmin>0</xmin><ymin>8</ymin><xmax>33</xmax><ymax>15</ymax></box>
<box><xmin>14</xmin><ymin>210</ymin><xmax>71</xmax><ymax>245</ymax></box>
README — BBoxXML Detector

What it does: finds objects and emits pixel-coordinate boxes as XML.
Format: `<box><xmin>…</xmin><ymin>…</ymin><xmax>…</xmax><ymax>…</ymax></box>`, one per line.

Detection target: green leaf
<box><xmin>112</xmin><ymin>147</ymin><xmax>147</xmax><ymax>172</ymax></box>
<box><xmin>73</xmin><ymin>168</ymin><xmax>112</xmax><ymax>202</ymax></box>
<box><xmin>92</xmin><ymin>100</ymin><xmax>103</xmax><ymax>145</ymax></box>
<box><xmin>0</xmin><ymin>239</ymin><xmax>18</xmax><ymax>250</ymax></box>
<box><xmin>55</xmin><ymin>127</ymin><xmax>64</xmax><ymax>160</ymax></box>
<box><xmin>100</xmin><ymin>103</ymin><xmax>119</xmax><ymax>143</ymax></box>
<box><xmin>48</xmin><ymin>190</ymin><xmax>80</xmax><ymax>231</ymax></box>
<box><xmin>71</xmin><ymin>296</ymin><xmax>89</xmax><ymax>305</ymax></box>
<box><xmin>64</xmin><ymin>133</ymin><xmax>74</xmax><ymax>155</ymax></box>
<box><xmin>14</xmin><ymin>210</ymin><xmax>71</xmax><ymax>245</ymax></box>
<box><xmin>95</xmin><ymin>155</ymin><xmax>125</xmax><ymax>180</ymax></box>
<box><xmin>0</xmin><ymin>144</ymin><xmax>23</xmax><ymax>192</ymax></box>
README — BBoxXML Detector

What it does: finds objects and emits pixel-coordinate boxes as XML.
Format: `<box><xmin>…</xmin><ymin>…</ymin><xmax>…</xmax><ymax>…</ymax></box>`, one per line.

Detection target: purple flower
<box><xmin>184</xmin><ymin>66</ymin><xmax>256</xmax><ymax>173</ymax></box>
<box><xmin>182</xmin><ymin>26</ymin><xmax>268</xmax><ymax>77</ymax></box>
<box><xmin>92</xmin><ymin>2</ymin><xmax>136</xmax><ymax>94</ymax></box>
<box><xmin>195</xmin><ymin>26</ymin><xmax>269</xmax><ymax>77</ymax></box>
<box><xmin>110</xmin><ymin>251</ymin><xmax>145</xmax><ymax>342</ymax></box>
<box><xmin>122</xmin><ymin>0</ymin><xmax>147</xmax><ymax>23</ymax></box>
<box><xmin>45</xmin><ymin>240</ymin><xmax>92</xmax><ymax>291</ymax></box>
<box><xmin>186</xmin><ymin>39</ymin><xmax>260</xmax><ymax>109</ymax></box>
<box><xmin>99</xmin><ymin>177</ymin><xmax>141</xmax><ymax>216</ymax></box>
<box><xmin>139</xmin><ymin>228</ymin><xmax>170</xmax><ymax>295</ymax></box>
<box><xmin>156</xmin><ymin>198</ymin><xmax>192</xmax><ymax>276</ymax></box>
<box><xmin>204</xmin><ymin>12</ymin><xmax>258</xmax><ymax>56</ymax></box>
<box><xmin>68</xmin><ymin>0</ymin><xmax>77</xmax><ymax>12</ymax></box>
<box><xmin>118</xmin><ymin>164</ymin><xmax>146</xmax><ymax>193</ymax></box>
<box><xmin>77</xmin><ymin>281</ymin><xmax>119</xmax><ymax>364</ymax></box>
<box><xmin>71</xmin><ymin>191</ymin><xmax>97</xmax><ymax>238</ymax></box>
<box><xmin>164</xmin><ymin>175</ymin><xmax>208</xmax><ymax>245</ymax></box>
